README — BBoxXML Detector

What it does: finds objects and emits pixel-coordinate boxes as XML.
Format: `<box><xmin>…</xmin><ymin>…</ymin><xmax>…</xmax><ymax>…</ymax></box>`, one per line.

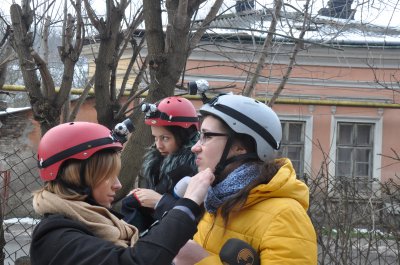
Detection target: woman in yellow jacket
<box><xmin>174</xmin><ymin>94</ymin><xmax>317</xmax><ymax>265</ymax></box>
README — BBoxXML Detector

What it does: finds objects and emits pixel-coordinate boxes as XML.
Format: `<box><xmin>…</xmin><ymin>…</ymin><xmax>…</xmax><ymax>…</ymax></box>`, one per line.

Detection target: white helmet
<box><xmin>200</xmin><ymin>94</ymin><xmax>282</xmax><ymax>162</ymax></box>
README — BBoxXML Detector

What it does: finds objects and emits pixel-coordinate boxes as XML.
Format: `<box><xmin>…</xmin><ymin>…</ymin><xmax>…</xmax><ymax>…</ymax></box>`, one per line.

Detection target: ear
<box><xmin>230</xmin><ymin>142</ymin><xmax>247</xmax><ymax>156</ymax></box>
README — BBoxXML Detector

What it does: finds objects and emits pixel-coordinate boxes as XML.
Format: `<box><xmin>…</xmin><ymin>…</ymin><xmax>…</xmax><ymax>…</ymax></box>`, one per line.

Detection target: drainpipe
<box><xmin>3</xmin><ymin>84</ymin><xmax>400</xmax><ymax>109</ymax></box>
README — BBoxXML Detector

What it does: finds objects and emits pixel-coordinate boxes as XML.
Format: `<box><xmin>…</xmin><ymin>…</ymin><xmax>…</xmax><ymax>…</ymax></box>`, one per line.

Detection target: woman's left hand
<box><xmin>131</xmin><ymin>188</ymin><xmax>162</xmax><ymax>208</ymax></box>
<box><xmin>173</xmin><ymin>240</ymin><xmax>209</xmax><ymax>264</ymax></box>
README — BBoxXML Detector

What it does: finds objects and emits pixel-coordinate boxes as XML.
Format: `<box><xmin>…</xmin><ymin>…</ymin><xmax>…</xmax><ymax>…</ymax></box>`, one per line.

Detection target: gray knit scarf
<box><xmin>205</xmin><ymin>163</ymin><xmax>260</xmax><ymax>214</ymax></box>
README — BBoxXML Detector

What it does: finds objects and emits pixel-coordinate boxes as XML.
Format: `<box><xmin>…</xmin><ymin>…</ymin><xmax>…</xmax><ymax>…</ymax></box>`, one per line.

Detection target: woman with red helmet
<box><xmin>121</xmin><ymin>96</ymin><xmax>200</xmax><ymax>232</ymax></box>
<box><xmin>30</xmin><ymin>121</ymin><xmax>214</xmax><ymax>265</ymax></box>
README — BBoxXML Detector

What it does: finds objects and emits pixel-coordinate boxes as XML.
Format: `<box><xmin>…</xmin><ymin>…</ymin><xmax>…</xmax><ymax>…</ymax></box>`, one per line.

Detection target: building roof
<box><xmin>191</xmin><ymin>9</ymin><xmax>400</xmax><ymax>47</ymax></box>
<box><xmin>0</xmin><ymin>107</ymin><xmax>31</xmax><ymax>117</ymax></box>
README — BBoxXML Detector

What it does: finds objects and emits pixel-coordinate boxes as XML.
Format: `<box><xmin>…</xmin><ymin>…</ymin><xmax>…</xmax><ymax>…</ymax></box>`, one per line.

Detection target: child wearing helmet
<box><xmin>173</xmin><ymin>94</ymin><xmax>317</xmax><ymax>264</ymax></box>
<box><xmin>121</xmin><ymin>96</ymin><xmax>200</xmax><ymax>232</ymax></box>
<box><xmin>30</xmin><ymin>121</ymin><xmax>214</xmax><ymax>265</ymax></box>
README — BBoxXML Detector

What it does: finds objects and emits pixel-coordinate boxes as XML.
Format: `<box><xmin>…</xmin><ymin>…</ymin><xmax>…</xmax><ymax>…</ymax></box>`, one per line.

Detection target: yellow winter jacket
<box><xmin>194</xmin><ymin>158</ymin><xmax>317</xmax><ymax>264</ymax></box>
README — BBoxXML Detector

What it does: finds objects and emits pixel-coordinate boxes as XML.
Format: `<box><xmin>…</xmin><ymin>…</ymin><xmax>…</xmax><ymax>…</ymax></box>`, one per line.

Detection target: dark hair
<box><xmin>201</xmin><ymin>113</ymin><xmax>282</xmax><ymax>227</ymax></box>
<box><xmin>164</xmin><ymin>125</ymin><xmax>197</xmax><ymax>148</ymax></box>
<box><xmin>220</xmin><ymin>159</ymin><xmax>284</xmax><ymax>227</ymax></box>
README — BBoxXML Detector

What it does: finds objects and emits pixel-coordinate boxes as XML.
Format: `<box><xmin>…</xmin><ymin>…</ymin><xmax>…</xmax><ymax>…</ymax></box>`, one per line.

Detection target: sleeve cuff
<box><xmin>174</xmin><ymin>198</ymin><xmax>202</xmax><ymax>220</ymax></box>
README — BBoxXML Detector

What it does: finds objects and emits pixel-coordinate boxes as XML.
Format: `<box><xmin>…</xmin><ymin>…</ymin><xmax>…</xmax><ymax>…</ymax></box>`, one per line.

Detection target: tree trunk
<box><xmin>0</xmin><ymin>42</ymin><xmax>12</xmax><ymax>90</ymax></box>
<box><xmin>94</xmin><ymin>38</ymin><xmax>120</xmax><ymax>128</ymax></box>
<box><xmin>92</xmin><ymin>2</ymin><xmax>127</xmax><ymax>128</ymax></box>
<box><xmin>10</xmin><ymin>1</ymin><xmax>84</xmax><ymax>134</ymax></box>
<box><xmin>9</xmin><ymin>4</ymin><xmax>60</xmax><ymax>134</ymax></box>
<box><xmin>117</xmin><ymin>0</ymin><xmax>209</xmax><ymax>199</ymax></box>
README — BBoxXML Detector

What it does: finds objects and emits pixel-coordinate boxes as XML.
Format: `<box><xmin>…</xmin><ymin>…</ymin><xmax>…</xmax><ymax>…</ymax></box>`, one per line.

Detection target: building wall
<box><xmin>273</xmin><ymin>103</ymin><xmax>400</xmax><ymax>185</ymax></box>
<box><xmin>81</xmin><ymin>39</ymin><xmax>400</xmax><ymax>187</ymax></box>
<box><xmin>184</xmin><ymin>60</ymin><xmax>400</xmax><ymax>103</ymax></box>
<box><xmin>0</xmin><ymin>110</ymin><xmax>39</xmax><ymax>153</ymax></box>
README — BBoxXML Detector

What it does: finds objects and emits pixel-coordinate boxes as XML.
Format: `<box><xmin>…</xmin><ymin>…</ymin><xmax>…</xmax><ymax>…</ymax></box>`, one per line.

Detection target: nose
<box><xmin>113</xmin><ymin>178</ymin><xmax>122</xmax><ymax>191</ymax></box>
<box><xmin>155</xmin><ymin>139</ymin><xmax>164</xmax><ymax>150</ymax></box>
<box><xmin>191</xmin><ymin>141</ymin><xmax>201</xmax><ymax>153</ymax></box>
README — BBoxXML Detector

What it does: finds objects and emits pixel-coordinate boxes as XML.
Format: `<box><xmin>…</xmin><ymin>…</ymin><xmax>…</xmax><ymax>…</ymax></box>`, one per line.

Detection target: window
<box><xmin>279</xmin><ymin>121</ymin><xmax>305</xmax><ymax>178</ymax></box>
<box><xmin>336</xmin><ymin>122</ymin><xmax>374</xmax><ymax>192</ymax></box>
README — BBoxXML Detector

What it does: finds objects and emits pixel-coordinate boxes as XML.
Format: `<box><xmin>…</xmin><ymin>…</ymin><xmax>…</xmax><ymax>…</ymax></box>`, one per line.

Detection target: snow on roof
<box><xmin>0</xmin><ymin>107</ymin><xmax>31</xmax><ymax>117</ymax></box>
<box><xmin>192</xmin><ymin>9</ymin><xmax>400</xmax><ymax>46</ymax></box>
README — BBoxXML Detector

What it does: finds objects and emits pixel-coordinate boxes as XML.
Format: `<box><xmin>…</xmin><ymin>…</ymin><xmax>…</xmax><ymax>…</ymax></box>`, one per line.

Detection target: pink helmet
<box><xmin>143</xmin><ymin>96</ymin><xmax>199</xmax><ymax>130</ymax></box>
<box><xmin>37</xmin><ymin>122</ymin><xmax>123</xmax><ymax>181</ymax></box>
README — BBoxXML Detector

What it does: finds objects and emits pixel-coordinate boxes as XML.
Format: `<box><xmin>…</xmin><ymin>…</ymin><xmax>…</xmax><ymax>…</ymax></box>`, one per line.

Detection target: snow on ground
<box><xmin>3</xmin><ymin>217</ymin><xmax>40</xmax><ymax>225</ymax></box>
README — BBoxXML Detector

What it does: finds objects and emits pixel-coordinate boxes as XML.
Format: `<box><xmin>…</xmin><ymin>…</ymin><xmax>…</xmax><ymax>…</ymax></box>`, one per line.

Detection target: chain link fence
<box><xmin>0</xmin><ymin>150</ymin><xmax>41</xmax><ymax>265</ymax></box>
<box><xmin>0</xmin><ymin>149</ymin><xmax>399</xmax><ymax>264</ymax></box>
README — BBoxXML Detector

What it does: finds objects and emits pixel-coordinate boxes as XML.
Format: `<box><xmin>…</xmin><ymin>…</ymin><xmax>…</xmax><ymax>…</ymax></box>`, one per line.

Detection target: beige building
<box><xmin>81</xmin><ymin>8</ymin><xmax>400</xmax><ymax>196</ymax></box>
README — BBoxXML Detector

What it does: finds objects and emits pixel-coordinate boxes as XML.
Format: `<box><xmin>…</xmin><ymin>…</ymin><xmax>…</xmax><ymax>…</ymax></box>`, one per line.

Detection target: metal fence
<box><xmin>0</xmin><ymin>150</ymin><xmax>399</xmax><ymax>265</ymax></box>
<box><xmin>1</xmin><ymin>150</ymin><xmax>41</xmax><ymax>265</ymax></box>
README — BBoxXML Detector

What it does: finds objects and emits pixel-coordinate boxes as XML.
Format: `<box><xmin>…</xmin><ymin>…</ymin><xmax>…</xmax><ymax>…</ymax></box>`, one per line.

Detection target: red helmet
<box><xmin>143</xmin><ymin>96</ymin><xmax>199</xmax><ymax>129</ymax></box>
<box><xmin>37</xmin><ymin>122</ymin><xmax>123</xmax><ymax>181</ymax></box>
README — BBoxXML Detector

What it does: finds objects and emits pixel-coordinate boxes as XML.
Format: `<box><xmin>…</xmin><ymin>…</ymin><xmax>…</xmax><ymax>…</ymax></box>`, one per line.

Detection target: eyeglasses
<box><xmin>199</xmin><ymin>132</ymin><xmax>229</xmax><ymax>145</ymax></box>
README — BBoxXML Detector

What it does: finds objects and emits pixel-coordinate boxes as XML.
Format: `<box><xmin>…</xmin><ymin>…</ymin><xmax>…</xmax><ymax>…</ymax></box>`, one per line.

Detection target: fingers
<box><xmin>131</xmin><ymin>191</ymin><xmax>142</xmax><ymax>206</ymax></box>
<box><xmin>132</xmin><ymin>189</ymin><xmax>162</xmax><ymax>208</ymax></box>
<box><xmin>183</xmin><ymin>168</ymin><xmax>214</xmax><ymax>205</ymax></box>
<box><xmin>127</xmin><ymin>188</ymin><xmax>140</xmax><ymax>197</ymax></box>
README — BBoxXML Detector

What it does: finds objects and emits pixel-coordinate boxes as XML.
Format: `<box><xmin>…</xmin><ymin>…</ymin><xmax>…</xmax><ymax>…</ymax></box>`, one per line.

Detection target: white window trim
<box><xmin>328</xmin><ymin>115</ymin><xmax>382</xmax><ymax>194</ymax></box>
<box><xmin>278</xmin><ymin>115</ymin><xmax>313</xmax><ymax>177</ymax></box>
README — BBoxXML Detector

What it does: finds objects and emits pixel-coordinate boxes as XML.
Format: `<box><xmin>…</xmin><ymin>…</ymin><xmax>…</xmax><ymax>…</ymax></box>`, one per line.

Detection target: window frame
<box><xmin>279</xmin><ymin>115</ymin><xmax>313</xmax><ymax>179</ymax></box>
<box><xmin>328</xmin><ymin>115</ymin><xmax>382</xmax><ymax>195</ymax></box>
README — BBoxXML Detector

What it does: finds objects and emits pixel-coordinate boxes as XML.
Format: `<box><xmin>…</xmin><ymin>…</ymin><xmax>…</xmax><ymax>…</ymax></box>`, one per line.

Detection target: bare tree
<box><xmin>118</xmin><ymin>0</ymin><xmax>224</xmax><ymax>198</ymax></box>
<box><xmin>9</xmin><ymin>0</ymin><xmax>85</xmax><ymax>134</ymax></box>
<box><xmin>0</xmin><ymin>41</ymin><xmax>13</xmax><ymax>90</ymax></box>
<box><xmin>242</xmin><ymin>0</ymin><xmax>282</xmax><ymax>97</ymax></box>
<box><xmin>0</xmin><ymin>17</ymin><xmax>13</xmax><ymax>90</ymax></box>
<box><xmin>83</xmin><ymin>0</ymin><xmax>144</xmax><ymax>128</ymax></box>
<box><xmin>267</xmin><ymin>0</ymin><xmax>311</xmax><ymax>106</ymax></box>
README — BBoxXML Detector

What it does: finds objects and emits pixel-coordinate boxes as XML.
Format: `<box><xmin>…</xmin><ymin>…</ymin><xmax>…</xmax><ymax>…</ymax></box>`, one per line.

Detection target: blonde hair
<box><xmin>42</xmin><ymin>149</ymin><xmax>121</xmax><ymax>201</ymax></box>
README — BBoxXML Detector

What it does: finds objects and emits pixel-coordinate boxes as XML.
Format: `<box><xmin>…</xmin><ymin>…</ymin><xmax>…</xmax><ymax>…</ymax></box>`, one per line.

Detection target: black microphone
<box><xmin>219</xmin><ymin>238</ymin><xmax>260</xmax><ymax>265</ymax></box>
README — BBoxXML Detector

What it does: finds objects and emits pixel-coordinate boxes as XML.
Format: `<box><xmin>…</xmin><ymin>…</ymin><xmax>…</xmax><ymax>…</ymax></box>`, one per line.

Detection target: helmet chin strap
<box><xmin>55</xmin><ymin>177</ymin><xmax>92</xmax><ymax>197</ymax></box>
<box><xmin>214</xmin><ymin>137</ymin><xmax>258</xmax><ymax>184</ymax></box>
<box><xmin>79</xmin><ymin>160</ymin><xmax>93</xmax><ymax>197</ymax></box>
<box><xmin>214</xmin><ymin>137</ymin><xmax>234</xmax><ymax>177</ymax></box>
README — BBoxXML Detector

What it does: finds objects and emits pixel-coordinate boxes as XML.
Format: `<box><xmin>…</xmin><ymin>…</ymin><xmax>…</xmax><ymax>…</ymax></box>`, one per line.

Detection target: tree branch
<box><xmin>30</xmin><ymin>48</ymin><xmax>56</xmax><ymax>100</ymax></box>
<box><xmin>243</xmin><ymin>0</ymin><xmax>282</xmax><ymax>97</ymax></box>
<box><xmin>68</xmin><ymin>74</ymin><xmax>95</xmax><ymax>122</ymax></box>
<box><xmin>83</xmin><ymin>0</ymin><xmax>101</xmax><ymax>30</ymax></box>
<box><xmin>268</xmin><ymin>0</ymin><xmax>311</xmax><ymax>106</ymax></box>
<box><xmin>189</xmin><ymin>0</ymin><xmax>224</xmax><ymax>51</ymax></box>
